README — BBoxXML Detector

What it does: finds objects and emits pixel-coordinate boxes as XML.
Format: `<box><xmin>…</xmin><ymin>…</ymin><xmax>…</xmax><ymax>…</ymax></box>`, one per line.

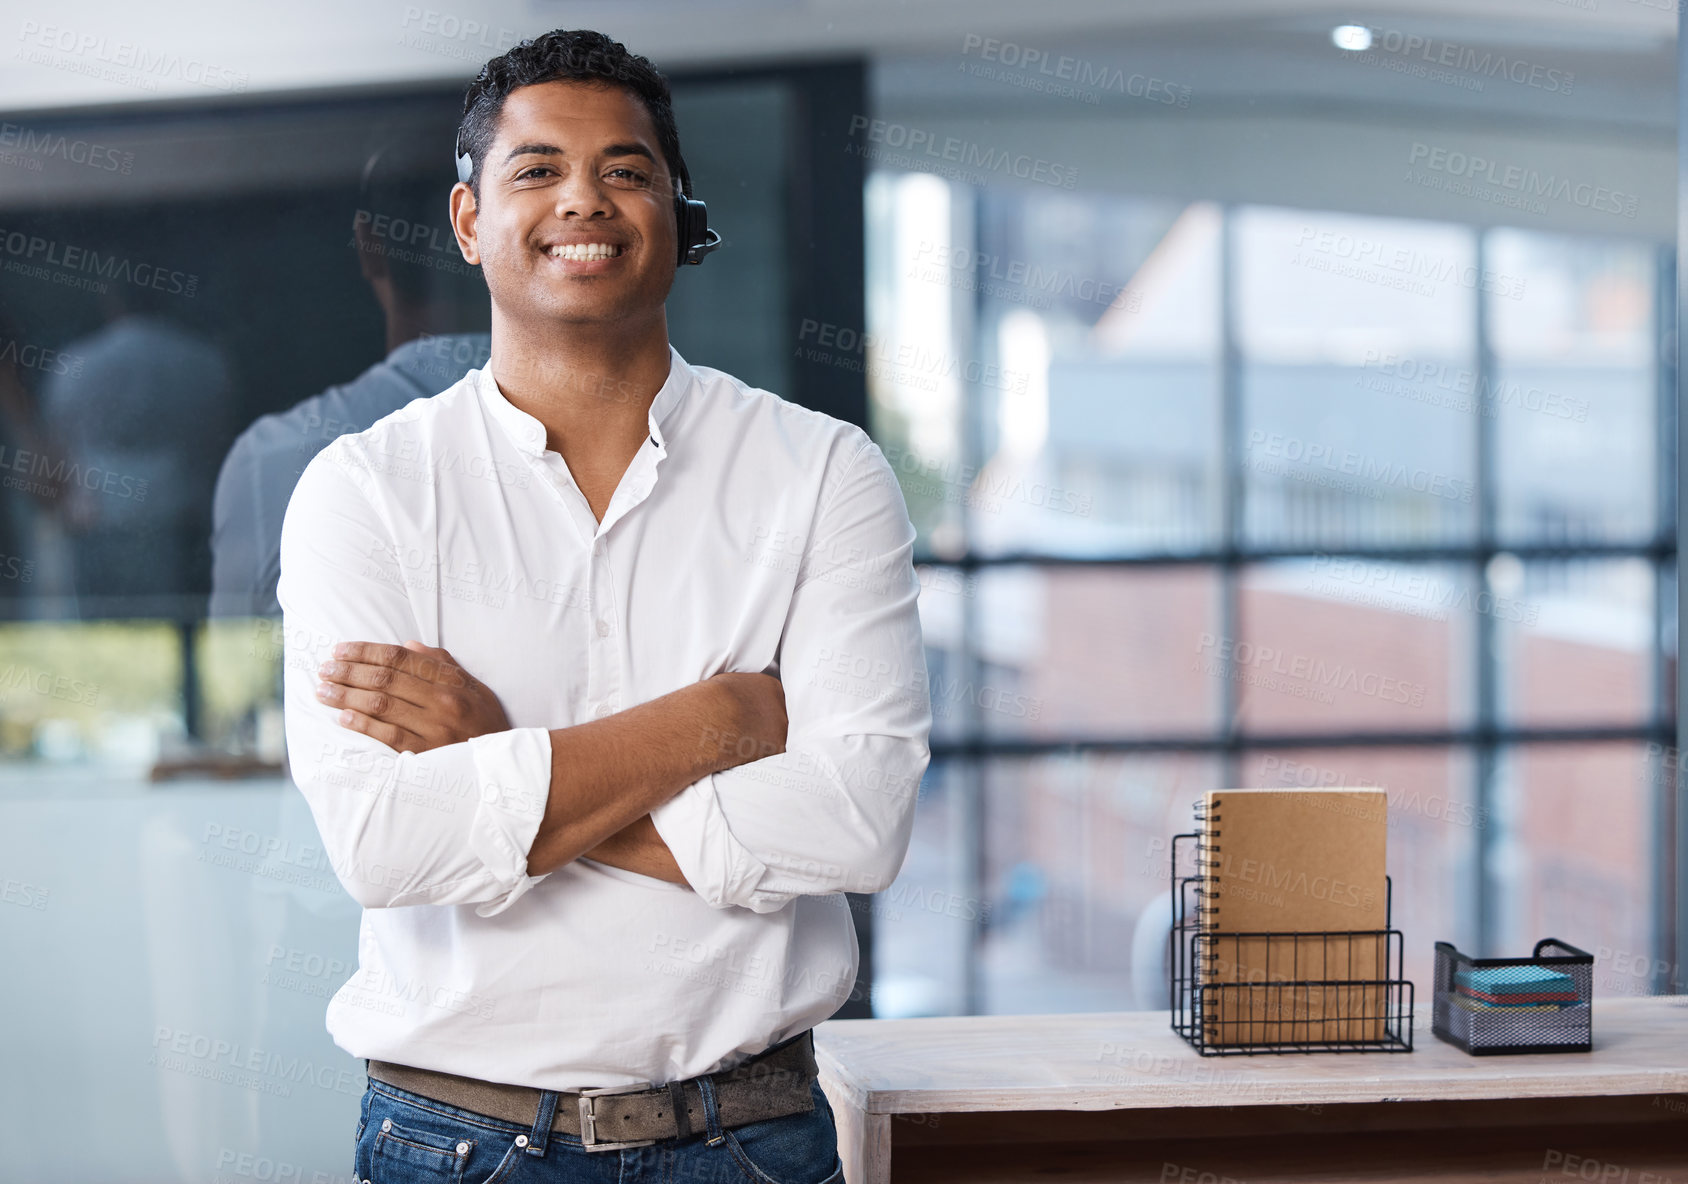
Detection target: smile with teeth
<box><xmin>548</xmin><ymin>243</ymin><xmax>623</xmax><ymax>260</ymax></box>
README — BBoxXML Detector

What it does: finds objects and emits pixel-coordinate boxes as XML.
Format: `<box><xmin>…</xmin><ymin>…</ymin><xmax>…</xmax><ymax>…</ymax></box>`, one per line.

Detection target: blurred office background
<box><xmin>0</xmin><ymin>0</ymin><xmax>1681</xmax><ymax>1178</ymax></box>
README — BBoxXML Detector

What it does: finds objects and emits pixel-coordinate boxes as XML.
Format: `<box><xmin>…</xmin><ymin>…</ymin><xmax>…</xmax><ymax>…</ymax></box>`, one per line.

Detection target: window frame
<box><xmin>912</xmin><ymin>195</ymin><xmax>1678</xmax><ymax>1011</ymax></box>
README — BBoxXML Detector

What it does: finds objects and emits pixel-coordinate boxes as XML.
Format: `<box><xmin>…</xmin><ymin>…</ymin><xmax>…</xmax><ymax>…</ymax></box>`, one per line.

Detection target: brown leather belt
<box><xmin>365</xmin><ymin>1029</ymin><xmax>818</xmax><ymax>1152</ymax></box>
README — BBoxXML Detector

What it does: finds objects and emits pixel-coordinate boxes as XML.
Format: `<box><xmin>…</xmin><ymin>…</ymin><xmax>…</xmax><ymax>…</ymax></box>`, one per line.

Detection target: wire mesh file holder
<box><xmin>1168</xmin><ymin>832</ymin><xmax>1415</xmax><ymax>1055</ymax></box>
<box><xmin>1432</xmin><ymin>938</ymin><xmax>1593</xmax><ymax>1055</ymax></box>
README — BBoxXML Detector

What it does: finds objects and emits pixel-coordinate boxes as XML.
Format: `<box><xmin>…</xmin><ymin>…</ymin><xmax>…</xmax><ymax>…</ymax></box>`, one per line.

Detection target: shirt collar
<box><xmin>646</xmin><ymin>344</ymin><xmax>689</xmax><ymax>451</ymax></box>
<box><xmin>475</xmin><ymin>344</ymin><xmax>692</xmax><ymax>458</ymax></box>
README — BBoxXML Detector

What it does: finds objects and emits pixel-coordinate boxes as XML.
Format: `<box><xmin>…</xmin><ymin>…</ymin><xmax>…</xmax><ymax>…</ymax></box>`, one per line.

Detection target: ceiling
<box><xmin>4</xmin><ymin>0</ymin><xmax>1674</xmax><ymax>117</ymax></box>
<box><xmin>2</xmin><ymin>0</ymin><xmax>1675</xmax><ymax>238</ymax></box>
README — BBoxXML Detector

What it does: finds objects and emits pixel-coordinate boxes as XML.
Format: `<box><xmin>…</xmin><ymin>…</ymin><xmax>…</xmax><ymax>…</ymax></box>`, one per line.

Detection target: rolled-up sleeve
<box><xmin>650</xmin><ymin>434</ymin><xmax>933</xmax><ymax>913</ymax></box>
<box><xmin>277</xmin><ymin>441</ymin><xmax>552</xmax><ymax>916</ymax></box>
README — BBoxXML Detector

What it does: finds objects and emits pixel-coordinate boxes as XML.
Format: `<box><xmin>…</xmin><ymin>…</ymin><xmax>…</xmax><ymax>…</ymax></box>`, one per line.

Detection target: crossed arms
<box><xmin>277</xmin><ymin>432</ymin><xmax>932</xmax><ymax>917</ymax></box>
<box><xmin>311</xmin><ymin>640</ymin><xmax>788</xmax><ymax>885</ymax></box>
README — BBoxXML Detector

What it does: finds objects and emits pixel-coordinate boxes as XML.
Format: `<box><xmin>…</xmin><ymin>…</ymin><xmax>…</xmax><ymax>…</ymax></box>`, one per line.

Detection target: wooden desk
<box><xmin>814</xmin><ymin>997</ymin><xmax>1688</xmax><ymax>1184</ymax></box>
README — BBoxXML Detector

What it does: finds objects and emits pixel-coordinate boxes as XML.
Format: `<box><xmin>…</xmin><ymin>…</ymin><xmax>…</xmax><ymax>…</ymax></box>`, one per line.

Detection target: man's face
<box><xmin>451</xmin><ymin>79</ymin><xmax>678</xmax><ymax>332</ymax></box>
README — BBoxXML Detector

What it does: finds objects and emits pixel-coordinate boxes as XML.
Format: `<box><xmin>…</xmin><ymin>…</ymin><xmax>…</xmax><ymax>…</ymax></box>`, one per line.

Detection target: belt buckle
<box><xmin>577</xmin><ymin>1082</ymin><xmax>659</xmax><ymax>1152</ymax></box>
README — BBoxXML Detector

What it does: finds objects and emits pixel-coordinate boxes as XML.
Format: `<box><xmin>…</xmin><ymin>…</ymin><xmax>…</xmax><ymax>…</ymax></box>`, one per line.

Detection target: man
<box><xmin>281</xmin><ymin>29</ymin><xmax>930</xmax><ymax>1184</ymax></box>
<box><xmin>40</xmin><ymin>287</ymin><xmax>234</xmax><ymax>608</ymax></box>
<box><xmin>212</xmin><ymin>132</ymin><xmax>493</xmax><ymax>619</ymax></box>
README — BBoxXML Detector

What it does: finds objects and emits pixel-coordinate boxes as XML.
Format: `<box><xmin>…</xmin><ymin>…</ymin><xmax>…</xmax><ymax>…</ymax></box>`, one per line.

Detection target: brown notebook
<box><xmin>1196</xmin><ymin>787</ymin><xmax>1389</xmax><ymax>1046</ymax></box>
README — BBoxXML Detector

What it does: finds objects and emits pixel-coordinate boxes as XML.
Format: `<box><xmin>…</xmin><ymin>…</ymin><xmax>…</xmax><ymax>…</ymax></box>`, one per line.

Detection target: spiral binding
<box><xmin>1193</xmin><ymin>795</ymin><xmax>1221</xmax><ymax>1038</ymax></box>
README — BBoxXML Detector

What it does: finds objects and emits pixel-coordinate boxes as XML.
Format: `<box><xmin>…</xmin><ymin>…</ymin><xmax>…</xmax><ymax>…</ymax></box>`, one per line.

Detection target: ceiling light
<box><xmin>1331</xmin><ymin>25</ymin><xmax>1373</xmax><ymax>52</ymax></box>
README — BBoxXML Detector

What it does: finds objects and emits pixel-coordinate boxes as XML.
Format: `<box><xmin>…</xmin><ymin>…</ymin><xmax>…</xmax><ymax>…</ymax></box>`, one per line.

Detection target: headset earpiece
<box><xmin>455</xmin><ymin>128</ymin><xmax>473</xmax><ymax>185</ymax></box>
<box><xmin>672</xmin><ymin>159</ymin><xmax>721</xmax><ymax>267</ymax></box>
<box><xmin>674</xmin><ymin>194</ymin><xmax>720</xmax><ymax>266</ymax></box>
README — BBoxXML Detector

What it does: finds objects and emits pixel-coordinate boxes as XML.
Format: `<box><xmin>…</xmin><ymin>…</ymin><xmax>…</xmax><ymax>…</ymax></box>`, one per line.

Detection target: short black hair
<box><xmin>457</xmin><ymin>29</ymin><xmax>687</xmax><ymax>201</ymax></box>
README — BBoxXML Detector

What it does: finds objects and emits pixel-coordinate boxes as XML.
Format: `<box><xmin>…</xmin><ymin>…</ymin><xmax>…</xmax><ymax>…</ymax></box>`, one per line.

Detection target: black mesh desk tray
<box><xmin>1168</xmin><ymin>833</ymin><xmax>1415</xmax><ymax>1055</ymax></box>
<box><xmin>1432</xmin><ymin>938</ymin><xmax>1593</xmax><ymax>1055</ymax></box>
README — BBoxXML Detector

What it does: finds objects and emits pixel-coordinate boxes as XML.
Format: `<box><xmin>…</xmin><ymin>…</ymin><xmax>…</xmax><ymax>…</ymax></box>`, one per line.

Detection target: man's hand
<box><xmin>315</xmin><ymin>640</ymin><xmax>511</xmax><ymax>753</ymax></box>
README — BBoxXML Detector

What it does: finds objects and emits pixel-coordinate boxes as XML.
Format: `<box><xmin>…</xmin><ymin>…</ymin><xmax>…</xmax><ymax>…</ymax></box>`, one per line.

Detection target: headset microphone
<box><xmin>453</xmin><ymin>129</ymin><xmax>720</xmax><ymax>267</ymax></box>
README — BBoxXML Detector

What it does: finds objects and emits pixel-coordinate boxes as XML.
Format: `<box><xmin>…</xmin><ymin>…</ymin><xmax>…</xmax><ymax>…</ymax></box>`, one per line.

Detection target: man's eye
<box><xmin>517</xmin><ymin>165</ymin><xmax>554</xmax><ymax>179</ymax></box>
<box><xmin>607</xmin><ymin>168</ymin><xmax>649</xmax><ymax>184</ymax></box>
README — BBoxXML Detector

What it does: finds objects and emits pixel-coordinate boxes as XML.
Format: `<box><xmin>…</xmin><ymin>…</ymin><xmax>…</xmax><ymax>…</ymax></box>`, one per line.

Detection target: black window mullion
<box><xmin>1218</xmin><ymin>203</ymin><xmax>1243</xmax><ymax>789</ymax></box>
<box><xmin>1654</xmin><ymin>243</ymin><xmax>1678</xmax><ymax>992</ymax></box>
<box><xmin>958</xmin><ymin>185</ymin><xmax>988</xmax><ymax>1016</ymax></box>
<box><xmin>1474</xmin><ymin>227</ymin><xmax>1499</xmax><ymax>957</ymax></box>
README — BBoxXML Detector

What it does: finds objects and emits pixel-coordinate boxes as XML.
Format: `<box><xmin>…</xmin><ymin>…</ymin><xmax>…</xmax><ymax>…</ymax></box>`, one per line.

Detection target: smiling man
<box><xmin>278</xmin><ymin>28</ymin><xmax>930</xmax><ymax>1184</ymax></box>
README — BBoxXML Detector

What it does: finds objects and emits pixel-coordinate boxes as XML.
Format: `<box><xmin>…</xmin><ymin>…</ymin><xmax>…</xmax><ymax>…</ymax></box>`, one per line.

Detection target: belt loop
<box><xmin>526</xmin><ymin>1089</ymin><xmax>559</xmax><ymax>1157</ymax></box>
<box><xmin>697</xmin><ymin>1074</ymin><xmax>725</xmax><ymax>1146</ymax></box>
<box><xmin>668</xmin><ymin>1080</ymin><xmax>692</xmax><ymax>1141</ymax></box>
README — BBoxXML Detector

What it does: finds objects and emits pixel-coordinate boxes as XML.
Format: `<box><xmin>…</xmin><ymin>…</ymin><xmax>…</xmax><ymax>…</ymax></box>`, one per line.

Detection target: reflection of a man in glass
<box><xmin>40</xmin><ymin>283</ymin><xmax>234</xmax><ymax>608</ymax></box>
<box><xmin>209</xmin><ymin>133</ymin><xmax>492</xmax><ymax>618</ymax></box>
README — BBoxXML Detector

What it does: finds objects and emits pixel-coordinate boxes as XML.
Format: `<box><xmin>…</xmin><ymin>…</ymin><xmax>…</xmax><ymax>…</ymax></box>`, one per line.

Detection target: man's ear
<box><xmin>351</xmin><ymin>217</ymin><xmax>389</xmax><ymax>286</ymax></box>
<box><xmin>450</xmin><ymin>180</ymin><xmax>480</xmax><ymax>265</ymax></box>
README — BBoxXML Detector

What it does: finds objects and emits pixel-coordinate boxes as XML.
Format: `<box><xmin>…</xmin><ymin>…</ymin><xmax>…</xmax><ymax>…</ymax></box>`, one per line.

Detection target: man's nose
<box><xmin>554</xmin><ymin>169</ymin><xmax>612</xmax><ymax>218</ymax></box>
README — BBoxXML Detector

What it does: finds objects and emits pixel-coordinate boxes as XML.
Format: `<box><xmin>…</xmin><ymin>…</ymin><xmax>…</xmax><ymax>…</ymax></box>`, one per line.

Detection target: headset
<box><xmin>456</xmin><ymin>128</ymin><xmax>722</xmax><ymax>267</ymax></box>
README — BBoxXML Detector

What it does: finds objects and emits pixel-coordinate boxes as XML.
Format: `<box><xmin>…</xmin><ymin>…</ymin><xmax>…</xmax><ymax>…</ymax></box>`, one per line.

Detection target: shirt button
<box><xmin>594</xmin><ymin>702</ymin><xmax>614</xmax><ymax>719</ymax></box>
<box><xmin>515</xmin><ymin>1135</ymin><xmax>529</xmax><ymax>1148</ymax></box>
<box><xmin>595</xmin><ymin>619</ymin><xmax>611</xmax><ymax>637</ymax></box>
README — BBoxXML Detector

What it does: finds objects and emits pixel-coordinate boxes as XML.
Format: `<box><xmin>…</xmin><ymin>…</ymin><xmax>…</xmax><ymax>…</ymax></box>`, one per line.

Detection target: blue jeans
<box><xmin>353</xmin><ymin>1072</ymin><xmax>845</xmax><ymax>1184</ymax></box>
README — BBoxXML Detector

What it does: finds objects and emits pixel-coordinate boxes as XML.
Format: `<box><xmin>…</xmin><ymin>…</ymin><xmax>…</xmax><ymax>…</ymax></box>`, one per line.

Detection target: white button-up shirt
<box><xmin>277</xmin><ymin>344</ymin><xmax>931</xmax><ymax>1090</ymax></box>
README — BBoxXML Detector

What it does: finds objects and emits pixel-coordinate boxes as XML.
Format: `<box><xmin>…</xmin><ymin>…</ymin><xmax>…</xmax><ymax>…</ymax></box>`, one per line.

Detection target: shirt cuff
<box><xmin>464</xmin><ymin>726</ymin><xmax>553</xmax><ymax>918</ymax></box>
<box><xmin>648</xmin><ymin>773</ymin><xmax>772</xmax><ymax>911</ymax></box>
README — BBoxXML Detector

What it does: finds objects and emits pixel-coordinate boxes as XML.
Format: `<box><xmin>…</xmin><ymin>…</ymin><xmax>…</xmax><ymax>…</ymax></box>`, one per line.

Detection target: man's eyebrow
<box><xmin>500</xmin><ymin>141</ymin><xmax>658</xmax><ymax>166</ymax></box>
<box><xmin>598</xmin><ymin>142</ymin><xmax>657</xmax><ymax>165</ymax></box>
<box><xmin>502</xmin><ymin>142</ymin><xmax>563</xmax><ymax>165</ymax></box>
